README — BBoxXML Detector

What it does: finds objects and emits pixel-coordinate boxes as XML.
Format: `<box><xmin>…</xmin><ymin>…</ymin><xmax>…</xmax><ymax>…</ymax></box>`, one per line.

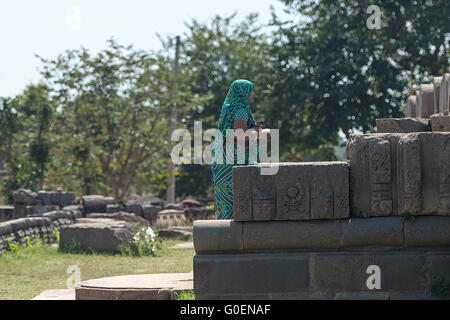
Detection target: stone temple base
<box><xmin>194</xmin><ymin>251</ymin><xmax>450</xmax><ymax>300</ymax></box>
<box><xmin>193</xmin><ymin>219</ymin><xmax>450</xmax><ymax>300</ymax></box>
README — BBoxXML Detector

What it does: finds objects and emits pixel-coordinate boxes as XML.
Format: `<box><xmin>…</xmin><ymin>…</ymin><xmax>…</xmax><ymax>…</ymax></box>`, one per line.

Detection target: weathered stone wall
<box><xmin>0</xmin><ymin>209</ymin><xmax>81</xmax><ymax>255</ymax></box>
<box><xmin>193</xmin><ymin>218</ymin><xmax>450</xmax><ymax>299</ymax></box>
<box><xmin>194</xmin><ymin>251</ymin><xmax>449</xmax><ymax>300</ymax></box>
<box><xmin>347</xmin><ymin>132</ymin><xmax>450</xmax><ymax>217</ymax></box>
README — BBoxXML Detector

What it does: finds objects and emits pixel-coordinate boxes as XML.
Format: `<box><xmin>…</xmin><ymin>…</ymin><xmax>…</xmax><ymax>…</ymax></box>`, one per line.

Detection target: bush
<box><xmin>119</xmin><ymin>224</ymin><xmax>162</xmax><ymax>257</ymax></box>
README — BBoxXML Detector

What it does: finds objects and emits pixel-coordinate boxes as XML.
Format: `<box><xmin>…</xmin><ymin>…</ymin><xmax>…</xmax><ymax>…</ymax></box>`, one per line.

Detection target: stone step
<box><xmin>75</xmin><ymin>273</ymin><xmax>193</xmax><ymax>300</ymax></box>
<box><xmin>32</xmin><ymin>289</ymin><xmax>75</xmax><ymax>300</ymax></box>
<box><xmin>194</xmin><ymin>251</ymin><xmax>450</xmax><ymax>300</ymax></box>
<box><xmin>193</xmin><ymin>217</ymin><xmax>450</xmax><ymax>254</ymax></box>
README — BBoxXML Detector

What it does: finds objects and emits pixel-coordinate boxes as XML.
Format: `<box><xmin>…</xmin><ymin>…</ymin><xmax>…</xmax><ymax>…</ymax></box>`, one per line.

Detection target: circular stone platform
<box><xmin>75</xmin><ymin>272</ymin><xmax>193</xmax><ymax>300</ymax></box>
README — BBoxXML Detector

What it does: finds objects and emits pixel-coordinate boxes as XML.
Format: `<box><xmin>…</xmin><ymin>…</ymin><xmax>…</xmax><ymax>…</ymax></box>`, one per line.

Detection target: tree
<box><xmin>0</xmin><ymin>84</ymin><xmax>54</xmax><ymax>202</ymax></box>
<box><xmin>267</xmin><ymin>0</ymin><xmax>449</xmax><ymax>160</ymax></box>
<box><xmin>38</xmin><ymin>39</ymin><xmax>207</xmax><ymax>200</ymax></box>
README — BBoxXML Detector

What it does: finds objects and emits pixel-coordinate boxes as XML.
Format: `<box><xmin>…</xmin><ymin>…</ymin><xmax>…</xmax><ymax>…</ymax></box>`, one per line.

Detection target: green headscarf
<box><xmin>217</xmin><ymin>79</ymin><xmax>255</xmax><ymax>138</ymax></box>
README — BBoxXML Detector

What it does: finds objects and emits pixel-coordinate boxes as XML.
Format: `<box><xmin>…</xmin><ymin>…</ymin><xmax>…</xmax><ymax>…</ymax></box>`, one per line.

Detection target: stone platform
<box><xmin>75</xmin><ymin>272</ymin><xmax>193</xmax><ymax>300</ymax></box>
<box><xmin>194</xmin><ymin>251</ymin><xmax>449</xmax><ymax>300</ymax></box>
<box><xmin>193</xmin><ymin>219</ymin><xmax>450</xmax><ymax>300</ymax></box>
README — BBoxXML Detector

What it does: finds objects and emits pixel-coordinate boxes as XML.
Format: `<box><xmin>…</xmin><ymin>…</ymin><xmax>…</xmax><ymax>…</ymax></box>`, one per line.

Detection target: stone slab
<box><xmin>430</xmin><ymin>114</ymin><xmax>450</xmax><ymax>132</ymax></box>
<box><xmin>194</xmin><ymin>253</ymin><xmax>309</xmax><ymax>296</ymax></box>
<box><xmin>341</xmin><ymin>216</ymin><xmax>403</xmax><ymax>249</ymax></box>
<box><xmin>310</xmin><ymin>252</ymin><xmax>428</xmax><ymax>294</ymax></box>
<box><xmin>59</xmin><ymin>218</ymin><xmax>135</xmax><ymax>253</ymax></box>
<box><xmin>376</xmin><ymin>118</ymin><xmax>429</xmax><ymax>133</ymax></box>
<box><xmin>76</xmin><ymin>273</ymin><xmax>193</xmax><ymax>300</ymax></box>
<box><xmin>193</xmin><ymin>220</ymin><xmax>243</xmax><ymax>253</ymax></box>
<box><xmin>32</xmin><ymin>289</ymin><xmax>75</xmax><ymax>300</ymax></box>
<box><xmin>233</xmin><ymin>162</ymin><xmax>349</xmax><ymax>221</ymax></box>
<box><xmin>404</xmin><ymin>216</ymin><xmax>450</xmax><ymax>248</ymax></box>
<box><xmin>82</xmin><ymin>195</ymin><xmax>116</xmax><ymax>213</ymax></box>
<box><xmin>193</xmin><ymin>217</ymin><xmax>450</xmax><ymax>254</ymax></box>
<box><xmin>241</xmin><ymin>220</ymin><xmax>341</xmax><ymax>252</ymax></box>
<box><xmin>169</xmin><ymin>242</ymin><xmax>194</xmax><ymax>249</ymax></box>
<box><xmin>194</xmin><ymin>251</ymin><xmax>450</xmax><ymax>300</ymax></box>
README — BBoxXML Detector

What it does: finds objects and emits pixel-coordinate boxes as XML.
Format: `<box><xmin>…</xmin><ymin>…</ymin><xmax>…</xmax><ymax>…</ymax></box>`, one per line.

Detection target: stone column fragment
<box><xmin>406</xmin><ymin>95</ymin><xmax>417</xmax><ymax>117</ymax></box>
<box><xmin>440</xmin><ymin>74</ymin><xmax>450</xmax><ymax>113</ymax></box>
<box><xmin>433</xmin><ymin>76</ymin><xmax>442</xmax><ymax>114</ymax></box>
<box><xmin>346</xmin><ymin>134</ymin><xmax>402</xmax><ymax>217</ymax></box>
<box><xmin>397</xmin><ymin>133</ymin><xmax>450</xmax><ymax>216</ymax></box>
<box><xmin>417</xmin><ymin>84</ymin><xmax>435</xmax><ymax>118</ymax></box>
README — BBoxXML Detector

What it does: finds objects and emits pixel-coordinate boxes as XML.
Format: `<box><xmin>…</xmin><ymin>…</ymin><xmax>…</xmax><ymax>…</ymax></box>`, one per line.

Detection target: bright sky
<box><xmin>0</xmin><ymin>0</ymin><xmax>289</xmax><ymax>98</ymax></box>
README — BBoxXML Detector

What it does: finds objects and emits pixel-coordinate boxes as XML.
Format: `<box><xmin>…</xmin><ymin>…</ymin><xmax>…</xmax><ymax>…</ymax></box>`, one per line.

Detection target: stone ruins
<box><xmin>193</xmin><ymin>71</ymin><xmax>450</xmax><ymax>300</ymax></box>
<box><xmin>0</xmin><ymin>189</ymin><xmax>215</xmax><ymax>254</ymax></box>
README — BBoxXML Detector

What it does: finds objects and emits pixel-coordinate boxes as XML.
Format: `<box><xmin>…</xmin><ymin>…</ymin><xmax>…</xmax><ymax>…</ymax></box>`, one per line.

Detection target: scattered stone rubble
<box><xmin>0</xmin><ymin>209</ymin><xmax>81</xmax><ymax>255</ymax></box>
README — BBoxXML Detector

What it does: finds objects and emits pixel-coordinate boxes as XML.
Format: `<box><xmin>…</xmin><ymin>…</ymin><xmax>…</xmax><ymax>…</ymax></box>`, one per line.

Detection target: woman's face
<box><xmin>249</xmin><ymin>89</ymin><xmax>255</xmax><ymax>103</ymax></box>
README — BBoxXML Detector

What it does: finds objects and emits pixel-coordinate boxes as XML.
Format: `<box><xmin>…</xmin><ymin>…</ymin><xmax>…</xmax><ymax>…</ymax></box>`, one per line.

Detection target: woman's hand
<box><xmin>251</xmin><ymin>123</ymin><xmax>263</xmax><ymax>131</ymax></box>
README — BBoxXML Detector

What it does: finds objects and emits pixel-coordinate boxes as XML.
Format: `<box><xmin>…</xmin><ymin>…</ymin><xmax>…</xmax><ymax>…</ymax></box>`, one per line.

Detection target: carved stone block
<box><xmin>376</xmin><ymin>118</ymin><xmax>429</xmax><ymax>133</ymax></box>
<box><xmin>430</xmin><ymin>114</ymin><xmax>450</xmax><ymax>132</ymax></box>
<box><xmin>346</xmin><ymin>133</ymin><xmax>402</xmax><ymax>217</ymax></box>
<box><xmin>348</xmin><ymin>132</ymin><xmax>450</xmax><ymax>217</ymax></box>
<box><xmin>233</xmin><ymin>162</ymin><xmax>349</xmax><ymax>221</ymax></box>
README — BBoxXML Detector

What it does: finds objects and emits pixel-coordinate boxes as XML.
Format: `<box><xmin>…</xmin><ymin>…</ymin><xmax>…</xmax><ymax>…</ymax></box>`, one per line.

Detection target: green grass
<box><xmin>175</xmin><ymin>290</ymin><xmax>196</xmax><ymax>300</ymax></box>
<box><xmin>0</xmin><ymin>238</ymin><xmax>195</xmax><ymax>300</ymax></box>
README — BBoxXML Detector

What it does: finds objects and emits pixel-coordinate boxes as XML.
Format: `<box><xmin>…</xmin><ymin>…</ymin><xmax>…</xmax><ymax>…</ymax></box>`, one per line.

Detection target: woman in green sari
<box><xmin>211</xmin><ymin>79</ymin><xmax>261</xmax><ymax>220</ymax></box>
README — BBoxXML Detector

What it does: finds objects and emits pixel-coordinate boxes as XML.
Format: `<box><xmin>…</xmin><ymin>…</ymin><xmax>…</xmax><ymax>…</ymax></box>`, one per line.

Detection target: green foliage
<box><xmin>52</xmin><ymin>228</ymin><xmax>60</xmax><ymax>244</ymax></box>
<box><xmin>352</xmin><ymin>208</ymin><xmax>368</xmax><ymax>218</ymax></box>
<box><xmin>1</xmin><ymin>3</ymin><xmax>448</xmax><ymax>200</ymax></box>
<box><xmin>176</xmin><ymin>290</ymin><xmax>196</xmax><ymax>300</ymax></box>
<box><xmin>401</xmin><ymin>212</ymin><xmax>416</xmax><ymax>222</ymax></box>
<box><xmin>36</xmin><ymin>39</ymin><xmax>209</xmax><ymax>199</ymax></box>
<box><xmin>6</xmin><ymin>237</ymin><xmax>19</xmax><ymax>253</ymax></box>
<box><xmin>58</xmin><ymin>239</ymin><xmax>91</xmax><ymax>255</ymax></box>
<box><xmin>0</xmin><ymin>84</ymin><xmax>54</xmax><ymax>203</ymax></box>
<box><xmin>270</xmin><ymin>0</ymin><xmax>449</xmax><ymax>146</ymax></box>
<box><xmin>119</xmin><ymin>224</ymin><xmax>162</xmax><ymax>257</ymax></box>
